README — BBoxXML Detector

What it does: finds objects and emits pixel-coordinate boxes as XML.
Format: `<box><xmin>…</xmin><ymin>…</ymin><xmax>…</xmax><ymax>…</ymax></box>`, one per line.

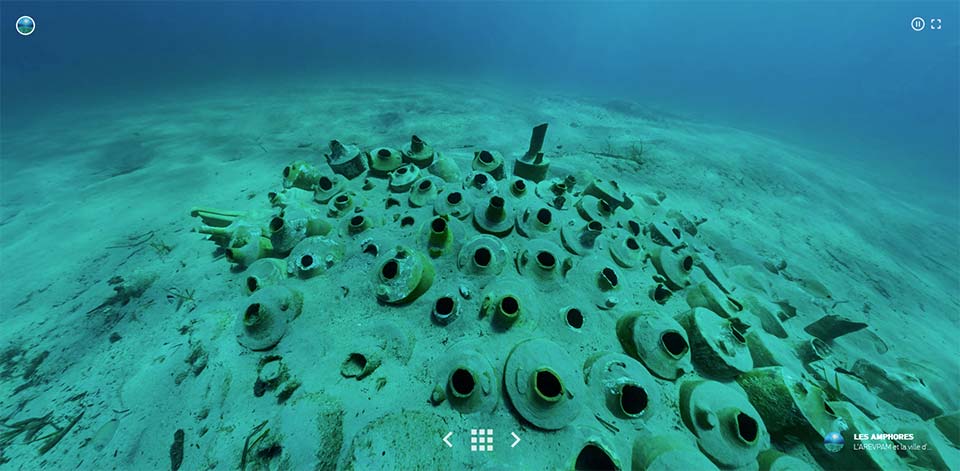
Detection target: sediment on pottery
<box><xmin>403</xmin><ymin>135</ymin><xmax>437</xmax><ymax>168</ymax></box>
<box><xmin>237</xmin><ymin>285</ymin><xmax>303</xmax><ymax>351</ymax></box>
<box><xmin>503</xmin><ymin>338</ymin><xmax>584</xmax><ymax>430</ymax></box>
<box><xmin>513</xmin><ymin>123</ymin><xmax>551</xmax><ymax>182</ymax></box>
<box><xmin>491</xmin><ymin>294</ymin><xmax>523</xmax><ymax>329</ymax></box>
<box><xmin>388</xmin><ymin>164</ymin><xmax>420</xmax><ymax>193</ymax></box>
<box><xmin>343</xmin><ymin>213</ymin><xmax>374</xmax><ymax>236</ymax></box>
<box><xmin>509</xmin><ymin>178</ymin><xmax>530</xmax><ymax>198</ymax></box>
<box><xmin>569</xmin><ymin>436</ymin><xmax>622</xmax><ymax>471</ymax></box>
<box><xmin>647</xmin><ymin>220</ymin><xmax>684</xmax><ymax>247</ymax></box>
<box><xmin>340</xmin><ymin>352</ymin><xmax>381</xmax><ymax>380</ymax></box>
<box><xmin>408</xmin><ymin>176</ymin><xmax>443</xmax><ymax>207</ymax></box>
<box><xmin>679</xmin><ymin>307</ymin><xmax>754</xmax><ymax>378</ymax></box>
<box><xmin>313</xmin><ymin>174</ymin><xmax>346</xmax><ymax>204</ymax></box>
<box><xmin>631</xmin><ymin>432</ymin><xmax>719</xmax><ymax>470</ymax></box>
<box><xmin>575</xmin><ymin>195</ymin><xmax>616</xmax><ymax>224</ymax></box>
<box><xmin>582</xmin><ymin>178</ymin><xmax>628</xmax><ymax>211</ymax></box>
<box><xmin>678</xmin><ymin>380</ymin><xmax>769</xmax><ymax>469</ymax></box>
<box><xmin>326</xmin><ymin>140</ymin><xmax>368</xmax><ymax>180</ymax></box>
<box><xmin>457</xmin><ymin>235</ymin><xmax>510</xmax><ymax>276</ymax></box>
<box><xmin>686</xmin><ymin>281</ymin><xmax>743</xmax><ymax>318</ymax></box>
<box><xmin>241</xmin><ymin>258</ymin><xmax>288</xmax><ymax>295</ymax></box>
<box><xmin>516</xmin><ymin>204</ymin><xmax>559</xmax><ymax>239</ymax></box>
<box><xmin>282</xmin><ymin>160</ymin><xmax>325</xmax><ymax>191</ymax></box>
<box><xmin>934</xmin><ymin>412</ymin><xmax>960</xmax><ymax>448</ymax></box>
<box><xmin>609</xmin><ymin>230</ymin><xmax>645</xmax><ymax>268</ymax></box>
<box><xmin>462</xmin><ymin>171</ymin><xmax>498</xmax><ymax>201</ymax></box>
<box><xmin>649</xmin><ymin>283</ymin><xmax>672</xmax><ymax>305</ymax></box>
<box><xmin>473</xmin><ymin>195</ymin><xmax>516</xmax><ymax>236</ymax></box>
<box><xmin>190</xmin><ymin>206</ymin><xmax>247</xmax><ymax>231</ymax></box>
<box><xmin>667</xmin><ymin>209</ymin><xmax>703</xmax><ymax>236</ymax></box>
<box><xmin>650</xmin><ymin>246</ymin><xmax>695</xmax><ymax>290</ymax></box>
<box><xmin>326</xmin><ymin>191</ymin><xmax>361</xmax><ymax>218</ymax></box>
<box><xmin>472</xmin><ymin>150</ymin><xmax>506</xmax><ymax>180</ymax></box>
<box><xmin>268</xmin><ymin>206</ymin><xmax>322</xmax><ymax>255</ymax></box>
<box><xmin>431</xmin><ymin>294</ymin><xmax>460</xmax><ymax>325</ymax></box>
<box><xmin>424</xmin><ymin>216</ymin><xmax>453</xmax><ymax>258</ymax></box>
<box><xmin>740</xmin><ymin>295</ymin><xmax>789</xmax><ymax>338</ymax></box>
<box><xmin>431</xmin><ymin>342</ymin><xmax>498</xmax><ymax>413</ymax></box>
<box><xmin>744</xmin><ymin>330</ymin><xmax>807</xmax><ymax>376</ymax></box>
<box><xmin>433</xmin><ymin>190</ymin><xmax>471</xmax><ymax>220</ymax></box>
<box><xmin>516</xmin><ymin>238</ymin><xmax>571</xmax><ymax>282</ymax></box>
<box><xmin>757</xmin><ymin>450</ymin><xmax>812</xmax><ymax>471</ymax></box>
<box><xmin>584</xmin><ymin>352</ymin><xmax>662</xmax><ymax>424</ymax></box>
<box><xmin>737</xmin><ymin>367</ymin><xmax>837</xmax><ymax>443</ymax></box>
<box><xmin>427</xmin><ymin>155</ymin><xmax>461</xmax><ymax>183</ymax></box>
<box><xmin>368</xmin><ymin>147</ymin><xmax>404</xmax><ymax>178</ymax></box>
<box><xmin>616</xmin><ymin>311</ymin><xmax>692</xmax><ymax>380</ymax></box>
<box><xmin>224</xmin><ymin>226</ymin><xmax>273</xmax><ymax>268</ymax></box>
<box><xmin>793</xmin><ymin>337</ymin><xmax>833</xmax><ymax>365</ymax></box>
<box><xmin>536</xmin><ymin>177</ymin><xmax>575</xmax><ymax>210</ymax></box>
<box><xmin>373</xmin><ymin>246</ymin><xmax>435</xmax><ymax>304</ymax></box>
<box><xmin>561</xmin><ymin>219</ymin><xmax>605</xmax><ymax>256</ymax></box>
<box><xmin>287</xmin><ymin>236</ymin><xmax>343</xmax><ymax>279</ymax></box>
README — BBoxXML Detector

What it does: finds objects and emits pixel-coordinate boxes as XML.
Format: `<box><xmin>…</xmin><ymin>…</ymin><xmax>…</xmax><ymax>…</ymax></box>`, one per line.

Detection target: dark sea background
<box><xmin>3</xmin><ymin>1</ymin><xmax>958</xmax><ymax>211</ymax></box>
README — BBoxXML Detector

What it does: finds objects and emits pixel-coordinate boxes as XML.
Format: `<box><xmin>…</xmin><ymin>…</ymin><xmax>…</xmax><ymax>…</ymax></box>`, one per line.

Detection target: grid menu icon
<box><xmin>469</xmin><ymin>428</ymin><xmax>494</xmax><ymax>452</ymax></box>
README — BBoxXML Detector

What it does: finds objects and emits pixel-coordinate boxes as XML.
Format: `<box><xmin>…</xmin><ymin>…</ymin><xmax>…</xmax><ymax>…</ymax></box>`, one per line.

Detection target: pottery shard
<box><xmin>851</xmin><ymin>360</ymin><xmax>944</xmax><ymax>420</ymax></box>
<box><xmin>803</xmin><ymin>314</ymin><xmax>867</xmax><ymax>341</ymax></box>
<box><xmin>170</xmin><ymin>429</ymin><xmax>185</xmax><ymax>471</ymax></box>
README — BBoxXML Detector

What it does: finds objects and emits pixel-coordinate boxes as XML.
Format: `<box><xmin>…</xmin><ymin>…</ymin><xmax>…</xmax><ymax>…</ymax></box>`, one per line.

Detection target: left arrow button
<box><xmin>443</xmin><ymin>432</ymin><xmax>454</xmax><ymax>448</ymax></box>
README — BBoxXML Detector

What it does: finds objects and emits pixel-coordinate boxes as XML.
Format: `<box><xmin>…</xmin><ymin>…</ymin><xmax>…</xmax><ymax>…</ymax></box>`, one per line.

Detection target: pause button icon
<box><xmin>911</xmin><ymin>17</ymin><xmax>925</xmax><ymax>31</ymax></box>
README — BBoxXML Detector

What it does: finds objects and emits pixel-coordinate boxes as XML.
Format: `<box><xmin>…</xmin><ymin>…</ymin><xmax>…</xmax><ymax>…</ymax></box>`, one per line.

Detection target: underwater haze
<box><xmin>4</xmin><ymin>2</ymin><xmax>959</xmax><ymax>197</ymax></box>
<box><xmin>1</xmin><ymin>2</ymin><xmax>959</xmax><ymax>470</ymax></box>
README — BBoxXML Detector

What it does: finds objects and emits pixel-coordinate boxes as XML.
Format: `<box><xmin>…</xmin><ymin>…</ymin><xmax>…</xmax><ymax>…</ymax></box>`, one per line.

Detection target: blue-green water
<box><xmin>1</xmin><ymin>2</ymin><xmax>958</xmax><ymax>470</ymax></box>
<box><xmin>3</xmin><ymin>2</ymin><xmax>958</xmax><ymax>196</ymax></box>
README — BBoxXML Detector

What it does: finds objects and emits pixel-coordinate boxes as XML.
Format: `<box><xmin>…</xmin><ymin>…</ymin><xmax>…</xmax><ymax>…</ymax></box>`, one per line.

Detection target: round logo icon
<box><xmin>16</xmin><ymin>16</ymin><xmax>35</xmax><ymax>36</ymax></box>
<box><xmin>824</xmin><ymin>431</ymin><xmax>845</xmax><ymax>453</ymax></box>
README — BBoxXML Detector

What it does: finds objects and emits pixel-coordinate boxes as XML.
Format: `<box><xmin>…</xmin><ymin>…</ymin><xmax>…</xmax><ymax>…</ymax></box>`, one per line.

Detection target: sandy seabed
<box><xmin>1</xmin><ymin>80</ymin><xmax>957</xmax><ymax>470</ymax></box>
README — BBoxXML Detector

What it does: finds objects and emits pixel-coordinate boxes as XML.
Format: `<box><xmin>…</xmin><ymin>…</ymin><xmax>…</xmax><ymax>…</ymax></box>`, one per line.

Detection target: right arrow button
<box><xmin>511</xmin><ymin>432</ymin><xmax>521</xmax><ymax>448</ymax></box>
